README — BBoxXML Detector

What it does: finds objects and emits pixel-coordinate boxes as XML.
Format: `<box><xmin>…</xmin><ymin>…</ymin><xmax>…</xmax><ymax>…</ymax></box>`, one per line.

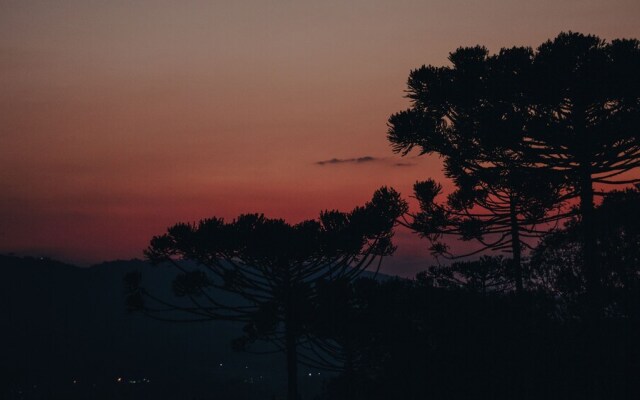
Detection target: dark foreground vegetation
<box><xmin>319</xmin><ymin>188</ymin><xmax>640</xmax><ymax>400</ymax></box>
<box><xmin>319</xmin><ymin>284</ymin><xmax>639</xmax><ymax>400</ymax></box>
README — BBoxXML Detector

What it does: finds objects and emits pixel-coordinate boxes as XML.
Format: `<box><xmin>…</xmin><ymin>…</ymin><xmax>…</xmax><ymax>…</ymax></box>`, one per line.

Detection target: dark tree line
<box><xmin>318</xmin><ymin>186</ymin><xmax>640</xmax><ymax>400</ymax></box>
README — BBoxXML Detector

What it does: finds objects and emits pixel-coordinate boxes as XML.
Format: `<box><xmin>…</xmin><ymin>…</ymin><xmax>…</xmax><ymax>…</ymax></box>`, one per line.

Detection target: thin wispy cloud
<box><xmin>394</xmin><ymin>162</ymin><xmax>415</xmax><ymax>167</ymax></box>
<box><xmin>315</xmin><ymin>156</ymin><xmax>416</xmax><ymax>167</ymax></box>
<box><xmin>315</xmin><ymin>156</ymin><xmax>378</xmax><ymax>165</ymax></box>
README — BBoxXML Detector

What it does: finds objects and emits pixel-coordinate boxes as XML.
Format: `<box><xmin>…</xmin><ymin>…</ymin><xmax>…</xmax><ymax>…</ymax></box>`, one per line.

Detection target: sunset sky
<box><xmin>1</xmin><ymin>1</ymin><xmax>639</xmax><ymax>274</ymax></box>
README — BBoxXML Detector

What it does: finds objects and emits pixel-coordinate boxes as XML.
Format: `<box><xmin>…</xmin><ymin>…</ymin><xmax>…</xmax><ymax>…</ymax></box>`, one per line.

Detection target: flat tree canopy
<box><xmin>128</xmin><ymin>187</ymin><xmax>407</xmax><ymax>400</ymax></box>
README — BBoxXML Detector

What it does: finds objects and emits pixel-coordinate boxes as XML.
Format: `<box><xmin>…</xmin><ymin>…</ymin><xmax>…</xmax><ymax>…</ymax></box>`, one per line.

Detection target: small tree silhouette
<box><xmin>417</xmin><ymin>256</ymin><xmax>514</xmax><ymax>295</ymax></box>
<box><xmin>126</xmin><ymin>187</ymin><xmax>407</xmax><ymax>400</ymax></box>
<box><xmin>531</xmin><ymin>185</ymin><xmax>640</xmax><ymax>317</ymax></box>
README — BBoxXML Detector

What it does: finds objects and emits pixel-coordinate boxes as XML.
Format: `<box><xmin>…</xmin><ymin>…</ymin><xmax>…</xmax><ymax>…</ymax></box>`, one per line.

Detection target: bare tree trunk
<box><xmin>574</xmin><ymin>102</ymin><xmax>600</xmax><ymax>316</ymax></box>
<box><xmin>579</xmin><ymin>165</ymin><xmax>600</xmax><ymax>314</ymax></box>
<box><xmin>285</xmin><ymin>321</ymin><xmax>298</xmax><ymax>400</ymax></box>
<box><xmin>285</xmin><ymin>284</ymin><xmax>299</xmax><ymax>400</ymax></box>
<box><xmin>509</xmin><ymin>199</ymin><xmax>524</xmax><ymax>295</ymax></box>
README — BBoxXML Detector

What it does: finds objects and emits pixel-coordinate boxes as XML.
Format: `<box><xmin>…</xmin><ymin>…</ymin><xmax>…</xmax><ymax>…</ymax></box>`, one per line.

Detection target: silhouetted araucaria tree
<box><xmin>388</xmin><ymin>46</ymin><xmax>566</xmax><ymax>294</ymax></box>
<box><xmin>526</xmin><ymin>32</ymin><xmax>640</xmax><ymax>307</ymax></box>
<box><xmin>127</xmin><ymin>187</ymin><xmax>407</xmax><ymax>400</ymax></box>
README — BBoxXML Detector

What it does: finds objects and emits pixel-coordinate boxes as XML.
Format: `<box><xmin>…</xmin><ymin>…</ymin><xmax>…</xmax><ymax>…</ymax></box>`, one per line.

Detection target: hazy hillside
<box><xmin>0</xmin><ymin>255</ymin><xmax>328</xmax><ymax>399</ymax></box>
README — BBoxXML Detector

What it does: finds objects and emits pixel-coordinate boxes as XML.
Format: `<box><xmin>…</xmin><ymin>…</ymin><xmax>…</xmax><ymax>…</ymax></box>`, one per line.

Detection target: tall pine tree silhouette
<box><xmin>388</xmin><ymin>46</ymin><xmax>565</xmax><ymax>294</ymax></box>
<box><xmin>527</xmin><ymin>32</ymin><xmax>640</xmax><ymax>309</ymax></box>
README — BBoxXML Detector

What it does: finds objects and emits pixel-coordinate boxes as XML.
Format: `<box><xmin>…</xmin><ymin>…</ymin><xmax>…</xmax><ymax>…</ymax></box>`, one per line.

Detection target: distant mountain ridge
<box><xmin>1</xmin><ymin>254</ymin><xmax>396</xmax><ymax>399</ymax></box>
<box><xmin>0</xmin><ymin>255</ymin><xmax>303</xmax><ymax>399</ymax></box>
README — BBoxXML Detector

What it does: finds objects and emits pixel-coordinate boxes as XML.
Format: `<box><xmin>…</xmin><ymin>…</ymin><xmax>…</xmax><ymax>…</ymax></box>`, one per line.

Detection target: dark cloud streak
<box><xmin>315</xmin><ymin>156</ymin><xmax>416</xmax><ymax>168</ymax></box>
<box><xmin>315</xmin><ymin>156</ymin><xmax>377</xmax><ymax>165</ymax></box>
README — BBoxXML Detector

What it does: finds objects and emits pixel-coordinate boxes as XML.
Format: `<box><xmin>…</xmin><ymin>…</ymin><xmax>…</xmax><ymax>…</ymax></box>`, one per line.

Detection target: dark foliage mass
<box><xmin>531</xmin><ymin>187</ymin><xmax>640</xmax><ymax>317</ymax></box>
<box><xmin>317</xmin><ymin>277</ymin><xmax>640</xmax><ymax>400</ymax></box>
<box><xmin>317</xmin><ymin>190</ymin><xmax>639</xmax><ymax>399</ymax></box>
<box><xmin>417</xmin><ymin>255</ymin><xmax>514</xmax><ymax>293</ymax></box>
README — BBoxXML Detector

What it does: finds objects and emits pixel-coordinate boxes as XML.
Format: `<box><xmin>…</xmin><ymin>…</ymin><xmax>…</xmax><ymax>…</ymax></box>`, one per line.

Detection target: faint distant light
<box><xmin>308</xmin><ymin>373</ymin><xmax>312</xmax><ymax>376</ymax></box>
<box><xmin>116</xmin><ymin>377</ymin><xmax>123</xmax><ymax>383</ymax></box>
<box><xmin>317</xmin><ymin>372</ymin><xmax>321</xmax><ymax>375</ymax></box>
<box><xmin>245</xmin><ymin>365</ymin><xmax>248</xmax><ymax>369</ymax></box>
<box><xmin>73</xmin><ymin>380</ymin><xmax>77</xmax><ymax>384</ymax></box>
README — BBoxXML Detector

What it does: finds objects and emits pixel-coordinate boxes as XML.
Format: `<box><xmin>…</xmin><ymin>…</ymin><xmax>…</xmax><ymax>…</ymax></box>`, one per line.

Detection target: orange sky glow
<box><xmin>1</xmin><ymin>1</ymin><xmax>639</xmax><ymax>275</ymax></box>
